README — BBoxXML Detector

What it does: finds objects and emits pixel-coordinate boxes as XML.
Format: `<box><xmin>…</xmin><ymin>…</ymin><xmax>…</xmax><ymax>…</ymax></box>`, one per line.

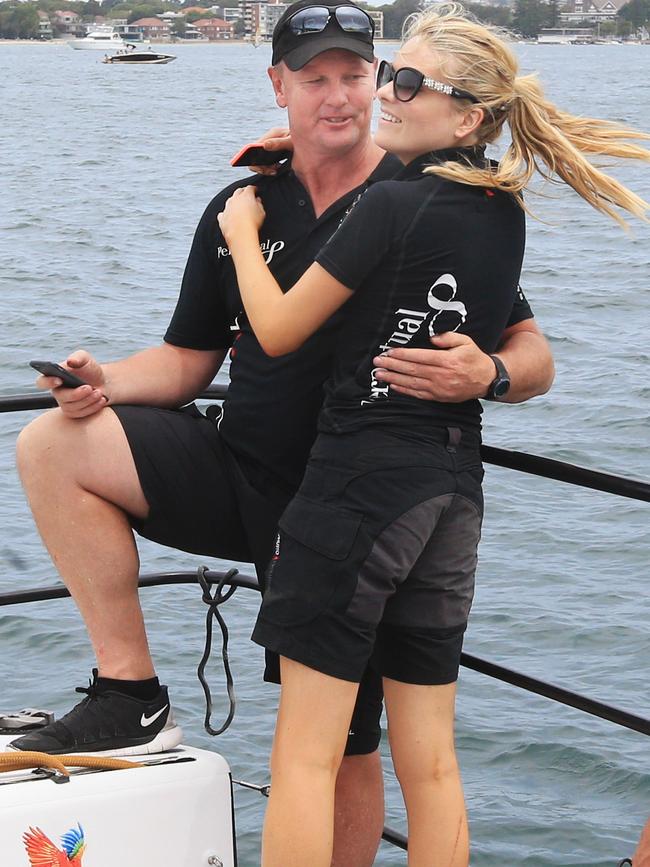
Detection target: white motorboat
<box><xmin>103</xmin><ymin>46</ymin><xmax>176</xmax><ymax>64</ymax></box>
<box><xmin>69</xmin><ymin>27</ymin><xmax>126</xmax><ymax>50</ymax></box>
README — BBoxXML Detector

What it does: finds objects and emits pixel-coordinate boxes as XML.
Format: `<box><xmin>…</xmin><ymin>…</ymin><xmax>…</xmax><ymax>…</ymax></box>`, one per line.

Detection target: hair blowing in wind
<box><xmin>405</xmin><ymin>4</ymin><xmax>650</xmax><ymax>226</ymax></box>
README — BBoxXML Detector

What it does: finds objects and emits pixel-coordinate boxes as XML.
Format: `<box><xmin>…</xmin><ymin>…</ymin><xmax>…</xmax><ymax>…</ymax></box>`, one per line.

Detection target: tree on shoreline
<box><xmin>618</xmin><ymin>0</ymin><xmax>650</xmax><ymax>29</ymax></box>
<box><xmin>513</xmin><ymin>0</ymin><xmax>550</xmax><ymax>36</ymax></box>
<box><xmin>0</xmin><ymin>3</ymin><xmax>40</xmax><ymax>38</ymax></box>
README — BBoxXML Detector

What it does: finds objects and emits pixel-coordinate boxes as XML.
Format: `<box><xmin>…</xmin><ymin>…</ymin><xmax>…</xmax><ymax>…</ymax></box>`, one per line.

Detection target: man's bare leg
<box><xmin>16</xmin><ymin>407</ymin><xmax>153</xmax><ymax>679</ymax></box>
<box><xmin>19</xmin><ymin>406</ymin><xmax>387</xmax><ymax>862</ymax></box>
<box><xmin>332</xmin><ymin>751</ymin><xmax>384</xmax><ymax>867</ymax></box>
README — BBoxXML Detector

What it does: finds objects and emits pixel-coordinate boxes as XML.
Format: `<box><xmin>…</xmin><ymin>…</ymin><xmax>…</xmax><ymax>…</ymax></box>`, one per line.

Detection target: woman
<box><xmin>218</xmin><ymin>6</ymin><xmax>650</xmax><ymax>866</ymax></box>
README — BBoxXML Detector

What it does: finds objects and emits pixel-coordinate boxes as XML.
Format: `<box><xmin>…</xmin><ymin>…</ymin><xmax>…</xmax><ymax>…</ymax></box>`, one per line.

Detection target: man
<box><xmin>619</xmin><ymin>816</ymin><xmax>650</xmax><ymax>867</ymax></box>
<box><xmin>11</xmin><ymin>3</ymin><xmax>554</xmax><ymax>865</ymax></box>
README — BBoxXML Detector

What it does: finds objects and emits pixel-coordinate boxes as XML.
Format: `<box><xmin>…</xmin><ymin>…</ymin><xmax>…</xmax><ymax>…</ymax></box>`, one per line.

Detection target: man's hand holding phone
<box><xmin>31</xmin><ymin>351</ymin><xmax>109</xmax><ymax>419</ymax></box>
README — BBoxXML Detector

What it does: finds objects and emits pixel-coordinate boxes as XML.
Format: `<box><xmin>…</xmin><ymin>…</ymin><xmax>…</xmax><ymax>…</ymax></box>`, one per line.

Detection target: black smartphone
<box><xmin>230</xmin><ymin>142</ymin><xmax>292</xmax><ymax>167</ymax></box>
<box><xmin>29</xmin><ymin>360</ymin><xmax>87</xmax><ymax>389</ymax></box>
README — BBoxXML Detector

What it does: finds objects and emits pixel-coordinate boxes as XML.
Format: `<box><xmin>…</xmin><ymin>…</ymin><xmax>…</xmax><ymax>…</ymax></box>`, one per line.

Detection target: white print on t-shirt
<box><xmin>361</xmin><ymin>273</ymin><xmax>467</xmax><ymax>406</ymax></box>
<box><xmin>217</xmin><ymin>238</ymin><xmax>285</xmax><ymax>264</ymax></box>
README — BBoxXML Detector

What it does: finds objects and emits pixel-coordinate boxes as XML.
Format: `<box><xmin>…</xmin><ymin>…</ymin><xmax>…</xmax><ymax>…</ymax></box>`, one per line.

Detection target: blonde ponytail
<box><xmin>404</xmin><ymin>5</ymin><xmax>650</xmax><ymax>225</ymax></box>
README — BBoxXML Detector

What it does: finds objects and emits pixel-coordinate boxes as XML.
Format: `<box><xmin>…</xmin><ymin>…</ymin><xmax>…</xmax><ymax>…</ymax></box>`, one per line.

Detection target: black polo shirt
<box><xmin>165</xmin><ymin>149</ymin><xmax>532</xmax><ymax>487</ymax></box>
<box><xmin>165</xmin><ymin>155</ymin><xmax>399</xmax><ymax>488</ymax></box>
<box><xmin>314</xmin><ymin>146</ymin><xmax>528</xmax><ymax>435</ymax></box>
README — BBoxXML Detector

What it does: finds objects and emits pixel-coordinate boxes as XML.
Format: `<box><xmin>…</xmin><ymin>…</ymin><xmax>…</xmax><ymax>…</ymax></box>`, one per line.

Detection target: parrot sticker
<box><xmin>23</xmin><ymin>823</ymin><xmax>86</xmax><ymax>865</ymax></box>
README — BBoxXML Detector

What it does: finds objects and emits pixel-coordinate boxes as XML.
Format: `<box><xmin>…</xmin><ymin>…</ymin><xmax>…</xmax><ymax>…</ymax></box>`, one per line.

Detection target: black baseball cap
<box><xmin>271</xmin><ymin>1</ymin><xmax>375</xmax><ymax>71</ymax></box>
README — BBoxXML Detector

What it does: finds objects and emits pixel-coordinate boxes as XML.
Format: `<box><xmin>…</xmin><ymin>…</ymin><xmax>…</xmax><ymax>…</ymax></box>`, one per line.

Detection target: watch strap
<box><xmin>485</xmin><ymin>354</ymin><xmax>511</xmax><ymax>400</ymax></box>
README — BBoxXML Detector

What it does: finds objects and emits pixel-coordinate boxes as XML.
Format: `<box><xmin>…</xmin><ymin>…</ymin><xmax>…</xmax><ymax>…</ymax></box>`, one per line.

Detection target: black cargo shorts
<box><xmin>253</xmin><ymin>426</ymin><xmax>483</xmax><ymax>685</ymax></box>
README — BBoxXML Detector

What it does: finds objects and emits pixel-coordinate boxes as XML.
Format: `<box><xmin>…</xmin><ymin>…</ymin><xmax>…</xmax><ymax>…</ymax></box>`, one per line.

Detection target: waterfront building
<box><xmin>37</xmin><ymin>11</ymin><xmax>53</xmax><ymax>39</ymax></box>
<box><xmin>223</xmin><ymin>7</ymin><xmax>243</xmax><ymax>23</ymax></box>
<box><xmin>367</xmin><ymin>9</ymin><xmax>383</xmax><ymax>38</ymax></box>
<box><xmin>560</xmin><ymin>0</ymin><xmax>628</xmax><ymax>24</ymax></box>
<box><xmin>537</xmin><ymin>26</ymin><xmax>596</xmax><ymax>41</ymax></box>
<box><xmin>52</xmin><ymin>10</ymin><xmax>85</xmax><ymax>37</ymax></box>
<box><xmin>130</xmin><ymin>16</ymin><xmax>172</xmax><ymax>40</ymax></box>
<box><xmin>265</xmin><ymin>2</ymin><xmax>288</xmax><ymax>36</ymax></box>
<box><xmin>193</xmin><ymin>17</ymin><xmax>235</xmax><ymax>38</ymax></box>
<box><xmin>239</xmin><ymin>0</ymin><xmax>267</xmax><ymax>39</ymax></box>
<box><xmin>113</xmin><ymin>20</ymin><xmax>152</xmax><ymax>42</ymax></box>
<box><xmin>183</xmin><ymin>24</ymin><xmax>208</xmax><ymax>39</ymax></box>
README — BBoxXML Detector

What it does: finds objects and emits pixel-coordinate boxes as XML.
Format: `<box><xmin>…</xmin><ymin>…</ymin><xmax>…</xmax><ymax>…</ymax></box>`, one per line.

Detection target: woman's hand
<box><xmin>217</xmin><ymin>187</ymin><xmax>266</xmax><ymax>246</ymax></box>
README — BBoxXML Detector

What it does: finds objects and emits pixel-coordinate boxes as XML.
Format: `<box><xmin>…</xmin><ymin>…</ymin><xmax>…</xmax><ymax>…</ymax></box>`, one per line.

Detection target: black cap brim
<box><xmin>280</xmin><ymin>35</ymin><xmax>374</xmax><ymax>70</ymax></box>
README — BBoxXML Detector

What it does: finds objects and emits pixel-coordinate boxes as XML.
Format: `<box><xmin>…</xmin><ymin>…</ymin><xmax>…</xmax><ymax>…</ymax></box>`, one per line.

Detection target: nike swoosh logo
<box><xmin>141</xmin><ymin>705</ymin><xmax>168</xmax><ymax>728</ymax></box>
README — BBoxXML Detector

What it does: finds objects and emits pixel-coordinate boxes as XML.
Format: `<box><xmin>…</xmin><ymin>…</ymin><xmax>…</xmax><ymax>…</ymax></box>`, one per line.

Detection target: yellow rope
<box><xmin>0</xmin><ymin>750</ymin><xmax>143</xmax><ymax>776</ymax></box>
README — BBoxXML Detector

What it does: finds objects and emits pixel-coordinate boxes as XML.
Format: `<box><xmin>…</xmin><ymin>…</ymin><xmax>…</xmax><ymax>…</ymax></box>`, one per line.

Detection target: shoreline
<box><xmin>2</xmin><ymin>37</ymin><xmax>647</xmax><ymax>46</ymax></box>
<box><xmin>0</xmin><ymin>38</ymin><xmax>251</xmax><ymax>45</ymax></box>
<box><xmin>0</xmin><ymin>36</ymin><xmax>403</xmax><ymax>45</ymax></box>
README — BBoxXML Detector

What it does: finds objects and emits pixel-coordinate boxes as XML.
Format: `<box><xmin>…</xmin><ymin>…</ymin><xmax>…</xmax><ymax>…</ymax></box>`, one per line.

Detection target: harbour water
<box><xmin>1</xmin><ymin>41</ymin><xmax>649</xmax><ymax>866</ymax></box>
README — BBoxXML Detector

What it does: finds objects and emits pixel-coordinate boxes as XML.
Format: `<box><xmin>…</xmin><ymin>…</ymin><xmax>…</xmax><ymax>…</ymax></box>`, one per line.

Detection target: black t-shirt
<box><xmin>166</xmin><ymin>149</ymin><xmax>532</xmax><ymax>487</ymax></box>
<box><xmin>315</xmin><ymin>147</ymin><xmax>527</xmax><ymax>435</ymax></box>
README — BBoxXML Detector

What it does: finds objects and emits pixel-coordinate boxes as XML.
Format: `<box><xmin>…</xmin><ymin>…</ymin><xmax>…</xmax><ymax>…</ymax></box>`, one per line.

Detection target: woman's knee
<box><xmin>270</xmin><ymin>733</ymin><xmax>345</xmax><ymax>784</ymax></box>
<box><xmin>392</xmin><ymin>744</ymin><xmax>459</xmax><ymax>790</ymax></box>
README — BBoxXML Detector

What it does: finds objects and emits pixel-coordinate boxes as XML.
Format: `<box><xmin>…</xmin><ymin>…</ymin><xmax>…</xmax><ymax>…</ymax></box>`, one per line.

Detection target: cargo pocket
<box><xmin>261</xmin><ymin>494</ymin><xmax>364</xmax><ymax>627</ymax></box>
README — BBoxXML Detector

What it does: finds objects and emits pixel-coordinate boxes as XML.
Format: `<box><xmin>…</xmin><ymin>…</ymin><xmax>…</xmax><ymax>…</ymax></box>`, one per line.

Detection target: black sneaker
<box><xmin>7</xmin><ymin>670</ymin><xmax>182</xmax><ymax>757</ymax></box>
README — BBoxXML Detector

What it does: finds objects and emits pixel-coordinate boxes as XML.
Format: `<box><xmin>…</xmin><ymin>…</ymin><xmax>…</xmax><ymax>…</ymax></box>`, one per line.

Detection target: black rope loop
<box><xmin>196</xmin><ymin>565</ymin><xmax>239</xmax><ymax>737</ymax></box>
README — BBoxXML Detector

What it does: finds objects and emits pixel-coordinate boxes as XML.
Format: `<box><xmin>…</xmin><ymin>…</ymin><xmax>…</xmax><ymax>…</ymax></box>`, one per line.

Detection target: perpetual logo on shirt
<box><xmin>362</xmin><ymin>273</ymin><xmax>468</xmax><ymax>406</ymax></box>
<box><xmin>217</xmin><ymin>238</ymin><xmax>286</xmax><ymax>264</ymax></box>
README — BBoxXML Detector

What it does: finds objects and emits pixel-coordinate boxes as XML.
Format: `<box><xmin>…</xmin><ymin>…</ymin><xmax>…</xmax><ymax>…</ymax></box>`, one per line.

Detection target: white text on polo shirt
<box><xmin>362</xmin><ymin>273</ymin><xmax>468</xmax><ymax>405</ymax></box>
<box><xmin>218</xmin><ymin>238</ymin><xmax>285</xmax><ymax>264</ymax></box>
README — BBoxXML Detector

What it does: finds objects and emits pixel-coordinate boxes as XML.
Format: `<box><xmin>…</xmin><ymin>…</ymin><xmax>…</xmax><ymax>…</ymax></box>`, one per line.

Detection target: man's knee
<box><xmin>338</xmin><ymin>749</ymin><xmax>383</xmax><ymax>790</ymax></box>
<box><xmin>16</xmin><ymin>409</ymin><xmax>68</xmax><ymax>478</ymax></box>
<box><xmin>333</xmin><ymin>751</ymin><xmax>384</xmax><ymax>867</ymax></box>
<box><xmin>17</xmin><ymin>408</ymin><xmax>147</xmax><ymax>516</ymax></box>
<box><xmin>344</xmin><ymin>666</ymin><xmax>383</xmax><ymax>757</ymax></box>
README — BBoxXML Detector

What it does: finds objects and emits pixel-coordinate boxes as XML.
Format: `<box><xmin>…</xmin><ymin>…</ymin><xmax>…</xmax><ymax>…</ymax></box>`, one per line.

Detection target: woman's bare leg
<box><xmin>262</xmin><ymin>657</ymin><xmax>359</xmax><ymax>867</ymax></box>
<box><xmin>383</xmin><ymin>678</ymin><xmax>468</xmax><ymax>867</ymax></box>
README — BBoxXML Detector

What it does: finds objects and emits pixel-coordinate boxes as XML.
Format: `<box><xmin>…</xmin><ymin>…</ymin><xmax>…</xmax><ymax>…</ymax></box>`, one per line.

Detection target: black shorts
<box><xmin>253</xmin><ymin>427</ymin><xmax>483</xmax><ymax>686</ymax></box>
<box><xmin>111</xmin><ymin>403</ymin><xmax>290</xmax><ymax>569</ymax></box>
<box><xmin>111</xmin><ymin>403</ymin><xmax>383</xmax><ymax>755</ymax></box>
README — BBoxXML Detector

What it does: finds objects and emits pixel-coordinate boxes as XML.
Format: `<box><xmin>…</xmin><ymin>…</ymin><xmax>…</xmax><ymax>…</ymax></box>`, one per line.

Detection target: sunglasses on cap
<box><xmin>284</xmin><ymin>5</ymin><xmax>374</xmax><ymax>38</ymax></box>
<box><xmin>376</xmin><ymin>59</ymin><xmax>478</xmax><ymax>104</ymax></box>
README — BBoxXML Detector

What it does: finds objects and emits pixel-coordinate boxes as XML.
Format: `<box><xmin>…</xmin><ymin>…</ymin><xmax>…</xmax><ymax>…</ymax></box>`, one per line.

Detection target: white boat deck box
<box><xmin>0</xmin><ymin>737</ymin><xmax>236</xmax><ymax>866</ymax></box>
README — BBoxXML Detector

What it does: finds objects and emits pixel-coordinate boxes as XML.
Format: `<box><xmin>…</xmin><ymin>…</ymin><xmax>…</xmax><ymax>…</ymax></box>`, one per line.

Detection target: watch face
<box><xmin>493</xmin><ymin>377</ymin><xmax>510</xmax><ymax>398</ymax></box>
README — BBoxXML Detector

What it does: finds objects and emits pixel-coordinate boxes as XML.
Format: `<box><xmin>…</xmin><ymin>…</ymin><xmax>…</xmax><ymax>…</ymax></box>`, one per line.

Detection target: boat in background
<box><xmin>69</xmin><ymin>26</ymin><xmax>126</xmax><ymax>50</ymax></box>
<box><xmin>113</xmin><ymin>23</ymin><xmax>150</xmax><ymax>46</ymax></box>
<box><xmin>103</xmin><ymin>46</ymin><xmax>176</xmax><ymax>64</ymax></box>
<box><xmin>245</xmin><ymin>24</ymin><xmax>264</xmax><ymax>47</ymax></box>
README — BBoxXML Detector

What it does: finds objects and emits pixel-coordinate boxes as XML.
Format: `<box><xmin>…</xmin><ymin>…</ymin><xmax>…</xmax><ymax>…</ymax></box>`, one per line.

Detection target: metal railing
<box><xmin>1</xmin><ymin>387</ymin><xmax>648</xmax><ymax>853</ymax></box>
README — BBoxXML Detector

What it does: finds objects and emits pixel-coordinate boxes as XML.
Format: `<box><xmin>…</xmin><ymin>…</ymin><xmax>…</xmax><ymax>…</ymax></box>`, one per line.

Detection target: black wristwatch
<box><xmin>485</xmin><ymin>354</ymin><xmax>511</xmax><ymax>401</ymax></box>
